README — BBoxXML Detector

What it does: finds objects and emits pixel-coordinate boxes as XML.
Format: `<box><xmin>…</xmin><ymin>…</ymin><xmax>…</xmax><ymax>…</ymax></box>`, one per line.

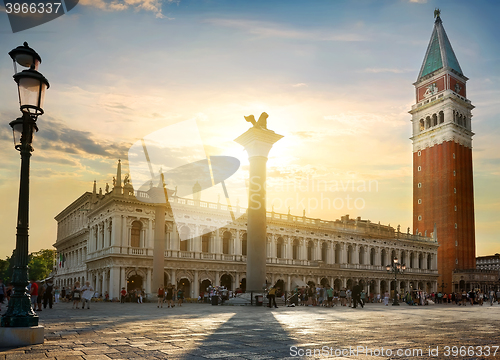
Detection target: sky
<box><xmin>0</xmin><ymin>0</ymin><xmax>499</xmax><ymax>259</ymax></box>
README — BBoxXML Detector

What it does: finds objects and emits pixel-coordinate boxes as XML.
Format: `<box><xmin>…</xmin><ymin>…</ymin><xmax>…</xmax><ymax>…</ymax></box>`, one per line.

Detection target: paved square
<box><xmin>1</xmin><ymin>302</ymin><xmax>499</xmax><ymax>359</ymax></box>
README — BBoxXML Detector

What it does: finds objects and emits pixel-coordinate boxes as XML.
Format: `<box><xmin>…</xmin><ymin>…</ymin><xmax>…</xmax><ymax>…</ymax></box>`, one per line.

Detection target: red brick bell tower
<box><xmin>409</xmin><ymin>10</ymin><xmax>475</xmax><ymax>294</ymax></box>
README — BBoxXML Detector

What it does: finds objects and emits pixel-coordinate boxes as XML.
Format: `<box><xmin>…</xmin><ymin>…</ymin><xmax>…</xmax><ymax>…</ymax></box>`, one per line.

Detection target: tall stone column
<box><xmin>235</xmin><ymin>125</ymin><xmax>283</xmax><ymax>292</ymax></box>
<box><xmin>146</xmin><ymin>268</ymin><xmax>152</xmax><ymax>294</ymax></box>
<box><xmin>193</xmin><ymin>270</ymin><xmax>199</xmax><ymax>298</ymax></box>
<box><xmin>120</xmin><ymin>267</ymin><xmax>126</xmax><ymax>291</ymax></box>
<box><xmin>153</xmin><ymin>205</ymin><xmax>166</xmax><ymax>292</ymax></box>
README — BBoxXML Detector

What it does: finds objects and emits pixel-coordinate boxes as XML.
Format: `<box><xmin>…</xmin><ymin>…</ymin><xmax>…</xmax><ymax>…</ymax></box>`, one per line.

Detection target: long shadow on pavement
<box><xmin>181</xmin><ymin>308</ymin><xmax>296</xmax><ymax>360</ymax></box>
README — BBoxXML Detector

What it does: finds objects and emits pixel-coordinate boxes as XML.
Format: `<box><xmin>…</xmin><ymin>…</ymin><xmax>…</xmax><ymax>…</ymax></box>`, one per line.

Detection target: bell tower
<box><xmin>409</xmin><ymin>10</ymin><xmax>475</xmax><ymax>294</ymax></box>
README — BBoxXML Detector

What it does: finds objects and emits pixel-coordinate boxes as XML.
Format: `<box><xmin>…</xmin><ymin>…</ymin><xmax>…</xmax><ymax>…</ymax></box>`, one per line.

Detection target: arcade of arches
<box><xmin>53</xmin><ymin>169</ymin><xmax>439</xmax><ymax>300</ymax></box>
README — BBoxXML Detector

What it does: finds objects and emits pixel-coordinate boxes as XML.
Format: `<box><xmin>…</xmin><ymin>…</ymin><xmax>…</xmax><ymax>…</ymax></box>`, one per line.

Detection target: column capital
<box><xmin>234</xmin><ymin>127</ymin><xmax>283</xmax><ymax>158</ymax></box>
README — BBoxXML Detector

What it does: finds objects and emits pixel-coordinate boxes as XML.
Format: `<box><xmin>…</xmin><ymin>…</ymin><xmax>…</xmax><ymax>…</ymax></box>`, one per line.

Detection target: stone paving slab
<box><xmin>1</xmin><ymin>302</ymin><xmax>499</xmax><ymax>359</ymax></box>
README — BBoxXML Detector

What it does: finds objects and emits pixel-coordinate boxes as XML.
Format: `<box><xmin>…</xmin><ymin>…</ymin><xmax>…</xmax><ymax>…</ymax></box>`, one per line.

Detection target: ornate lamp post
<box><xmin>1</xmin><ymin>42</ymin><xmax>49</xmax><ymax>328</ymax></box>
<box><xmin>386</xmin><ymin>257</ymin><xmax>406</xmax><ymax>306</ymax></box>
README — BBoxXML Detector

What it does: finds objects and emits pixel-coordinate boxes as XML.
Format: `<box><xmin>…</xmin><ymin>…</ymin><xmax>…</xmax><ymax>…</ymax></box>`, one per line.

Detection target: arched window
<box><xmin>223</xmin><ymin>231</ymin><xmax>231</xmax><ymax>255</ymax></box>
<box><xmin>381</xmin><ymin>249</ymin><xmax>387</xmax><ymax>266</ymax></box>
<box><xmin>419</xmin><ymin>119</ymin><xmax>425</xmax><ymax>131</ymax></box>
<box><xmin>432</xmin><ymin>113</ymin><xmax>438</xmax><ymax>126</ymax></box>
<box><xmin>241</xmin><ymin>233</ymin><xmax>247</xmax><ymax>256</ymax></box>
<box><xmin>292</xmin><ymin>239</ymin><xmax>299</xmax><ymax>260</ymax></box>
<box><xmin>179</xmin><ymin>227</ymin><xmax>190</xmax><ymax>251</ymax></box>
<box><xmin>108</xmin><ymin>221</ymin><xmax>112</xmax><ymax>247</ymax></box>
<box><xmin>425</xmin><ymin>116</ymin><xmax>431</xmax><ymax>129</ymax></box>
<box><xmin>370</xmin><ymin>248</ymin><xmax>375</xmax><ymax>265</ymax></box>
<box><xmin>307</xmin><ymin>241</ymin><xmax>314</xmax><ymax>261</ymax></box>
<box><xmin>439</xmin><ymin>111</ymin><xmax>444</xmax><ymax>124</ymax></box>
<box><xmin>401</xmin><ymin>251</ymin><xmax>406</xmax><ymax>266</ymax></box>
<box><xmin>321</xmin><ymin>242</ymin><xmax>328</xmax><ymax>262</ymax></box>
<box><xmin>347</xmin><ymin>245</ymin><xmax>353</xmax><ymax>264</ymax></box>
<box><xmin>359</xmin><ymin>246</ymin><xmax>365</xmax><ymax>264</ymax></box>
<box><xmin>419</xmin><ymin>253</ymin><xmax>423</xmax><ymax>269</ymax></box>
<box><xmin>335</xmin><ymin>243</ymin><xmax>340</xmax><ymax>263</ymax></box>
<box><xmin>276</xmin><ymin>237</ymin><xmax>283</xmax><ymax>259</ymax></box>
<box><xmin>131</xmin><ymin>221</ymin><xmax>142</xmax><ymax>248</ymax></box>
<box><xmin>202</xmin><ymin>233</ymin><xmax>210</xmax><ymax>253</ymax></box>
<box><xmin>410</xmin><ymin>252</ymin><xmax>414</xmax><ymax>268</ymax></box>
<box><xmin>427</xmin><ymin>254</ymin><xmax>432</xmax><ymax>269</ymax></box>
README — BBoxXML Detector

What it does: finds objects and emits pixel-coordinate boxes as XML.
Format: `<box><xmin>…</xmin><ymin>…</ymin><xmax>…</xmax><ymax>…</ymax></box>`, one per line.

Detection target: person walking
<box><xmin>352</xmin><ymin>283</ymin><xmax>363</xmax><ymax>309</ymax></box>
<box><xmin>29</xmin><ymin>279</ymin><xmax>38</xmax><ymax>311</ymax></box>
<box><xmin>478</xmin><ymin>291</ymin><xmax>484</xmax><ymax>306</ymax></box>
<box><xmin>346</xmin><ymin>288</ymin><xmax>352</xmax><ymax>307</ymax></box>
<box><xmin>71</xmin><ymin>282</ymin><xmax>81</xmax><ymax>309</ymax></box>
<box><xmin>490</xmin><ymin>290</ymin><xmax>495</xmax><ymax>306</ymax></box>
<box><xmin>165</xmin><ymin>284</ymin><xmax>174</xmax><ymax>308</ymax></box>
<box><xmin>267</xmin><ymin>286</ymin><xmax>278</xmax><ymax>308</ymax></box>
<box><xmin>326</xmin><ymin>286</ymin><xmax>334</xmax><ymax>308</ymax></box>
<box><xmin>384</xmin><ymin>290</ymin><xmax>390</xmax><ymax>306</ymax></box>
<box><xmin>468</xmin><ymin>290</ymin><xmax>475</xmax><ymax>306</ymax></box>
<box><xmin>177</xmin><ymin>287</ymin><xmax>184</xmax><ymax>307</ymax></box>
<box><xmin>339</xmin><ymin>288</ymin><xmax>346</xmax><ymax>306</ymax></box>
<box><xmin>43</xmin><ymin>280</ymin><xmax>54</xmax><ymax>309</ymax></box>
<box><xmin>360</xmin><ymin>290</ymin><xmax>366</xmax><ymax>307</ymax></box>
<box><xmin>81</xmin><ymin>281</ymin><xmax>94</xmax><ymax>309</ymax></box>
<box><xmin>54</xmin><ymin>286</ymin><xmax>60</xmax><ymax>304</ymax></box>
<box><xmin>157</xmin><ymin>284</ymin><xmax>164</xmax><ymax>308</ymax></box>
<box><xmin>120</xmin><ymin>287</ymin><xmax>127</xmax><ymax>303</ymax></box>
<box><xmin>37</xmin><ymin>282</ymin><xmax>44</xmax><ymax>311</ymax></box>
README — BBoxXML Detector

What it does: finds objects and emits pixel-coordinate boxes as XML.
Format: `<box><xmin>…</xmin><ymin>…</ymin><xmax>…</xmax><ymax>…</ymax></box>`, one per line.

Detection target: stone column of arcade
<box><xmin>235</xmin><ymin>113</ymin><xmax>283</xmax><ymax>295</ymax></box>
<box><xmin>147</xmin><ymin>174</ymin><xmax>168</xmax><ymax>296</ymax></box>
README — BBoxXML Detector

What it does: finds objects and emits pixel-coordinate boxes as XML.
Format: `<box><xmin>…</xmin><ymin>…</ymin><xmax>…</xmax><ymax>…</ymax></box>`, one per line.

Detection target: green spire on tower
<box><xmin>417</xmin><ymin>10</ymin><xmax>463</xmax><ymax>81</ymax></box>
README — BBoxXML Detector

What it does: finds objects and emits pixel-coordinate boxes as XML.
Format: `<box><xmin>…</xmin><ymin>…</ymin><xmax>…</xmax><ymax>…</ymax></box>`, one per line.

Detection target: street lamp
<box><xmin>386</xmin><ymin>257</ymin><xmax>406</xmax><ymax>306</ymax></box>
<box><xmin>1</xmin><ymin>42</ymin><xmax>49</xmax><ymax>328</ymax></box>
<box><xmin>439</xmin><ymin>281</ymin><xmax>448</xmax><ymax>293</ymax></box>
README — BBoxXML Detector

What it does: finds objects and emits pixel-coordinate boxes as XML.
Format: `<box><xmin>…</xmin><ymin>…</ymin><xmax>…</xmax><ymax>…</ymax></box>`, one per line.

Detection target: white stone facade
<box><xmin>53</xmin><ymin>167</ymin><xmax>439</xmax><ymax>300</ymax></box>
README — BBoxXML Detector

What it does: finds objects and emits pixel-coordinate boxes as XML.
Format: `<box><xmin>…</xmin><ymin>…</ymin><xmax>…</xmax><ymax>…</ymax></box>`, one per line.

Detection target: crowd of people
<box><xmin>402</xmin><ymin>289</ymin><xmax>500</xmax><ymax>306</ymax></box>
<box><xmin>2</xmin><ymin>276</ymin><xmax>500</xmax><ymax>311</ymax></box>
<box><xmin>284</xmin><ymin>284</ymin><xmax>368</xmax><ymax>308</ymax></box>
<box><xmin>155</xmin><ymin>284</ymin><xmax>185</xmax><ymax>308</ymax></box>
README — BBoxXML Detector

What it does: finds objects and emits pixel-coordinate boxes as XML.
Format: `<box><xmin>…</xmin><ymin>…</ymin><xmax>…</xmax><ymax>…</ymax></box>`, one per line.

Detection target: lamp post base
<box><xmin>0</xmin><ymin>325</ymin><xmax>44</xmax><ymax>347</ymax></box>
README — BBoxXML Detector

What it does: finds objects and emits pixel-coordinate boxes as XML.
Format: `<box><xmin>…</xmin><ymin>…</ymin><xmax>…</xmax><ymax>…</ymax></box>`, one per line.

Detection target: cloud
<box><xmin>292</xmin><ymin>131</ymin><xmax>317</xmax><ymax>139</ymax></box>
<box><xmin>79</xmin><ymin>0</ymin><xmax>174</xmax><ymax>18</ymax></box>
<box><xmin>409</xmin><ymin>0</ymin><xmax>428</xmax><ymax>3</ymax></box>
<box><xmin>36</xmin><ymin>118</ymin><xmax>131</xmax><ymax>159</ymax></box>
<box><xmin>35</xmin><ymin>155</ymin><xmax>81</xmax><ymax>167</ymax></box>
<box><xmin>205</xmin><ymin>18</ymin><xmax>366</xmax><ymax>42</ymax></box>
<box><xmin>292</xmin><ymin>83</ymin><xmax>308</xmax><ymax>88</ymax></box>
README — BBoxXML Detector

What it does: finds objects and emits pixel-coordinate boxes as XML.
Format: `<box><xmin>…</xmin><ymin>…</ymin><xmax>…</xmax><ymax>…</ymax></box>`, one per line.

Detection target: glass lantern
<box><xmin>9</xmin><ymin>115</ymin><xmax>38</xmax><ymax>149</ymax></box>
<box><xmin>13</xmin><ymin>68</ymin><xmax>50</xmax><ymax>116</ymax></box>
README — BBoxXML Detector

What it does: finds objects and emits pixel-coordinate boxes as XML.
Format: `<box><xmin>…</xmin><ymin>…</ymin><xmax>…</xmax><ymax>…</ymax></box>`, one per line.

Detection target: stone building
<box><xmin>476</xmin><ymin>254</ymin><xmax>500</xmax><ymax>274</ymax></box>
<box><xmin>53</xmin><ymin>161</ymin><xmax>439</xmax><ymax>300</ymax></box>
<box><xmin>452</xmin><ymin>269</ymin><xmax>498</xmax><ymax>294</ymax></box>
